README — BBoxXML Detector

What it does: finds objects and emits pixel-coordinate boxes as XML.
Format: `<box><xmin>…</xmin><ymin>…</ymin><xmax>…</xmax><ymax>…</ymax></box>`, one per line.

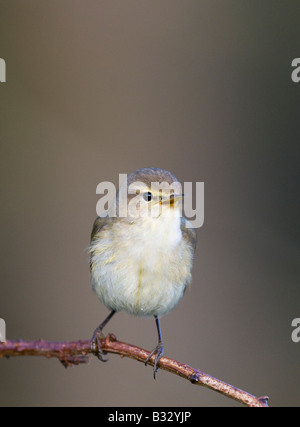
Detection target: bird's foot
<box><xmin>145</xmin><ymin>341</ymin><xmax>164</xmax><ymax>379</ymax></box>
<box><xmin>91</xmin><ymin>327</ymin><xmax>108</xmax><ymax>362</ymax></box>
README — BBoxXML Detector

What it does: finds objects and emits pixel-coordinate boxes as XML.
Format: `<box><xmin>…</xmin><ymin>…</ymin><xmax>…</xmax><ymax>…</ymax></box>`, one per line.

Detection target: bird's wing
<box><xmin>180</xmin><ymin>216</ymin><xmax>197</xmax><ymax>251</ymax></box>
<box><xmin>89</xmin><ymin>216</ymin><xmax>114</xmax><ymax>271</ymax></box>
<box><xmin>90</xmin><ymin>215</ymin><xmax>113</xmax><ymax>241</ymax></box>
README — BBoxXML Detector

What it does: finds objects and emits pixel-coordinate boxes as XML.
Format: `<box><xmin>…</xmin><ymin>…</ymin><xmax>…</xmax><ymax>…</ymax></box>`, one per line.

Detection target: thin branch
<box><xmin>0</xmin><ymin>334</ymin><xmax>269</xmax><ymax>407</ymax></box>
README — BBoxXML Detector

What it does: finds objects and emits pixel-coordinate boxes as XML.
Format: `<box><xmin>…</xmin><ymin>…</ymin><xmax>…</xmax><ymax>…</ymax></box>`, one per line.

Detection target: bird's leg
<box><xmin>145</xmin><ymin>316</ymin><xmax>164</xmax><ymax>379</ymax></box>
<box><xmin>91</xmin><ymin>310</ymin><xmax>116</xmax><ymax>362</ymax></box>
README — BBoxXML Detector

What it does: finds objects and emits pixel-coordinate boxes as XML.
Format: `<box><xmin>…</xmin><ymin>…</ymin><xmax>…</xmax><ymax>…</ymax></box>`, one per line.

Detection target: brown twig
<box><xmin>0</xmin><ymin>334</ymin><xmax>269</xmax><ymax>407</ymax></box>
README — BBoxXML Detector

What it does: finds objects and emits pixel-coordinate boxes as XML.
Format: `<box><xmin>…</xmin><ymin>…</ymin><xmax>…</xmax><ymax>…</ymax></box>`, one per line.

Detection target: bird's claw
<box><xmin>91</xmin><ymin>327</ymin><xmax>108</xmax><ymax>362</ymax></box>
<box><xmin>145</xmin><ymin>342</ymin><xmax>164</xmax><ymax>379</ymax></box>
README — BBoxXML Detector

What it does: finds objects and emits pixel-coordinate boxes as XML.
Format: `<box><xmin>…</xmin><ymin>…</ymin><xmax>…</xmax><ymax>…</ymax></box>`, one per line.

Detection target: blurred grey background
<box><xmin>0</xmin><ymin>1</ymin><xmax>299</xmax><ymax>407</ymax></box>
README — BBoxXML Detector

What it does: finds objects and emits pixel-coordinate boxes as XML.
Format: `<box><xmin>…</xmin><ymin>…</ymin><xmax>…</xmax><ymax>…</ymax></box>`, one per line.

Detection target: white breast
<box><xmin>91</xmin><ymin>213</ymin><xmax>192</xmax><ymax>317</ymax></box>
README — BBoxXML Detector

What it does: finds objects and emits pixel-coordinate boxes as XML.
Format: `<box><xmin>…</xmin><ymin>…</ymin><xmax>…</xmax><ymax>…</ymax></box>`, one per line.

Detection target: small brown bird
<box><xmin>89</xmin><ymin>168</ymin><xmax>196</xmax><ymax>377</ymax></box>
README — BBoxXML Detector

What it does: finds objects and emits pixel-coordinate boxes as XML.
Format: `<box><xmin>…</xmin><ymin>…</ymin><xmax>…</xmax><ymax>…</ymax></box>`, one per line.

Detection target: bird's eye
<box><xmin>143</xmin><ymin>192</ymin><xmax>152</xmax><ymax>202</ymax></box>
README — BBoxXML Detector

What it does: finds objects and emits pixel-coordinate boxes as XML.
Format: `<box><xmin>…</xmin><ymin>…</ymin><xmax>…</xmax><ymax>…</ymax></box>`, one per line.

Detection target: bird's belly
<box><xmin>91</xmin><ymin>245</ymin><xmax>188</xmax><ymax>317</ymax></box>
<box><xmin>91</xmin><ymin>215</ymin><xmax>194</xmax><ymax>317</ymax></box>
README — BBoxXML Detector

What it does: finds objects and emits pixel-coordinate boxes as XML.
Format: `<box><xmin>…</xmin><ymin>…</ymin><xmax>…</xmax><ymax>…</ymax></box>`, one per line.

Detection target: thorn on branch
<box><xmin>60</xmin><ymin>355</ymin><xmax>90</xmax><ymax>368</ymax></box>
<box><xmin>257</xmin><ymin>396</ymin><xmax>269</xmax><ymax>406</ymax></box>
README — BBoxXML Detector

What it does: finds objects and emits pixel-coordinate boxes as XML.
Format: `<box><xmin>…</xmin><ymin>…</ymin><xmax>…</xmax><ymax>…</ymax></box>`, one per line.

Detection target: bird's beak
<box><xmin>159</xmin><ymin>194</ymin><xmax>184</xmax><ymax>206</ymax></box>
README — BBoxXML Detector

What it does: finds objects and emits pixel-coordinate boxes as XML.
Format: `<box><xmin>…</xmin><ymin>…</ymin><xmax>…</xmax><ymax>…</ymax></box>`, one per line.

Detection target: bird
<box><xmin>89</xmin><ymin>167</ymin><xmax>196</xmax><ymax>377</ymax></box>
